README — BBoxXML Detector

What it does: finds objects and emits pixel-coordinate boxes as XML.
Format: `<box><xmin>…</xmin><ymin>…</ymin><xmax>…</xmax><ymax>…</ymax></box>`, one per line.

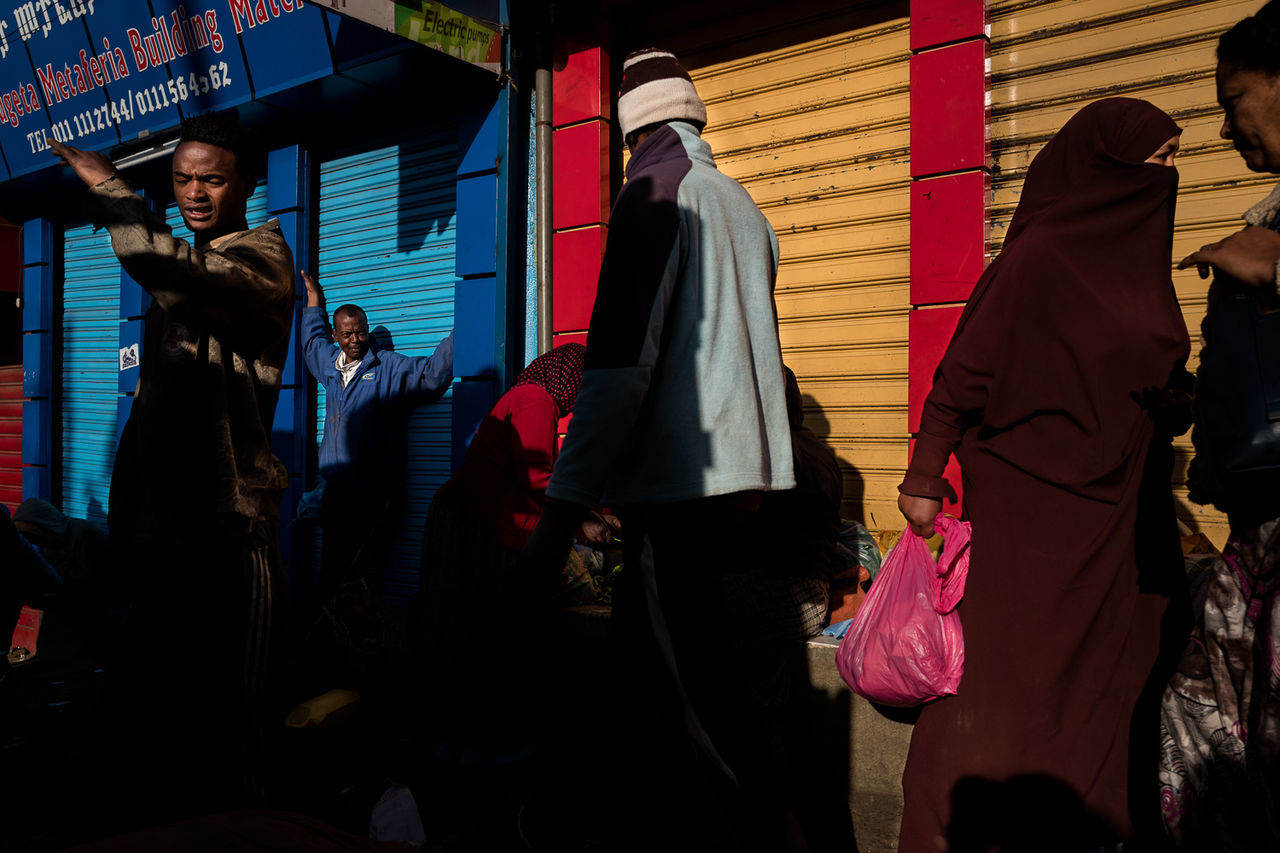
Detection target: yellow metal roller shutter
<box><xmin>685</xmin><ymin>13</ymin><xmax>912</xmax><ymax>529</ymax></box>
<box><xmin>990</xmin><ymin>0</ymin><xmax>1261</xmax><ymax>547</ymax></box>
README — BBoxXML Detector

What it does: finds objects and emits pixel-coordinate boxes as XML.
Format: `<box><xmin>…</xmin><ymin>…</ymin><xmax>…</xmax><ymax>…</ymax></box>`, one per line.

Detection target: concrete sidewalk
<box><xmin>806</xmin><ymin>635</ymin><xmax>915</xmax><ymax>852</ymax></box>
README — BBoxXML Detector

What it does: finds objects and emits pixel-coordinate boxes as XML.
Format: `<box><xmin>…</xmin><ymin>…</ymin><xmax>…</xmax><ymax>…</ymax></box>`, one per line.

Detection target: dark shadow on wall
<box><xmin>606</xmin><ymin>0</ymin><xmax>910</xmax><ymax>71</ymax></box>
<box><xmin>395</xmin><ymin>131</ymin><xmax>459</xmax><ymax>257</ymax></box>
<box><xmin>801</xmin><ymin>390</ymin><xmax>867</xmax><ymax>526</ymax></box>
<box><xmin>371</xmin><ymin>324</ymin><xmax>394</xmax><ymax>353</ymax></box>
<box><xmin>83</xmin><ymin>496</ymin><xmax>107</xmax><ymax>536</ymax></box>
<box><xmin>802</xmin><ymin>392</ymin><xmax>832</xmax><ymax>439</ymax></box>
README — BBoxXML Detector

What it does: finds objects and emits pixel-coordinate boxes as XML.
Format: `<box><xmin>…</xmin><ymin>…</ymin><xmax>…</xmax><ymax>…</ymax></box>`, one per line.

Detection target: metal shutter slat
<box><xmin>60</xmin><ymin>224</ymin><xmax>119</xmax><ymax>528</ymax></box>
<box><xmin>691</xmin><ymin>13</ymin><xmax>911</xmax><ymax>529</ymax></box>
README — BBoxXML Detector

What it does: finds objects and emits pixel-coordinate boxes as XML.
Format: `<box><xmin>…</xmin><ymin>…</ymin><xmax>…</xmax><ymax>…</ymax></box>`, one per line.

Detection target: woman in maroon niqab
<box><xmin>897</xmin><ymin>98</ymin><xmax>1191</xmax><ymax>851</ymax></box>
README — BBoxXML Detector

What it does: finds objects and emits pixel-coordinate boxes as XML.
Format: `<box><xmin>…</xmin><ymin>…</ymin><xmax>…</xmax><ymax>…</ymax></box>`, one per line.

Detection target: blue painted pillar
<box><xmin>21</xmin><ymin>218</ymin><xmax>53</xmax><ymax>503</ymax></box>
<box><xmin>454</xmin><ymin>81</ymin><xmax>518</xmax><ymax>468</ymax></box>
<box><xmin>266</xmin><ymin>144</ymin><xmax>313</xmax><ymax>576</ymax></box>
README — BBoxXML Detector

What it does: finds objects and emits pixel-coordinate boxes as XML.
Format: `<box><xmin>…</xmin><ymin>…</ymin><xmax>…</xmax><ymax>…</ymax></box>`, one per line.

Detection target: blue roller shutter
<box><xmin>315</xmin><ymin>130</ymin><xmax>457</xmax><ymax>612</ymax></box>
<box><xmin>60</xmin><ymin>223</ymin><xmax>120</xmax><ymax>528</ymax></box>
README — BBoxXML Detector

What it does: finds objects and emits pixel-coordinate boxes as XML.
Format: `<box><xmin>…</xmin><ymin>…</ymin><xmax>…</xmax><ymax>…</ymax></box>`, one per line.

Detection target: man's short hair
<box><xmin>1219</xmin><ymin>2</ymin><xmax>1280</xmax><ymax>76</ymax></box>
<box><xmin>179</xmin><ymin>110</ymin><xmax>254</xmax><ymax>184</ymax></box>
<box><xmin>333</xmin><ymin>304</ymin><xmax>367</xmax><ymax>324</ymax></box>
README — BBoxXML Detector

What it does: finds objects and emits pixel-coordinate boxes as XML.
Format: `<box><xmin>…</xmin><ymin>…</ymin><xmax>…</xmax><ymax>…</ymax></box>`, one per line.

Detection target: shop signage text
<box><xmin>0</xmin><ymin>0</ymin><xmax>327</xmax><ymax>181</ymax></box>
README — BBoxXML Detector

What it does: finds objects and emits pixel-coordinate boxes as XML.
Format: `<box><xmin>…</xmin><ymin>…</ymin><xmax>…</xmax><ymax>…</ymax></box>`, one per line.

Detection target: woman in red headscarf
<box><xmin>416</xmin><ymin>343</ymin><xmax>602</xmax><ymax>752</ymax></box>
<box><xmin>421</xmin><ymin>342</ymin><xmax>594</xmax><ymax>601</ymax></box>
<box><xmin>896</xmin><ymin>99</ymin><xmax>1191</xmax><ymax>851</ymax></box>
<box><xmin>441</xmin><ymin>342</ymin><xmax>590</xmax><ymax>551</ymax></box>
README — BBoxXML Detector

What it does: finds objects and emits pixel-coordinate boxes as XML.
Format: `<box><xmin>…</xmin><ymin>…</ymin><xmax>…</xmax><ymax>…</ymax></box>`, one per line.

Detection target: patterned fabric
<box><xmin>1159</xmin><ymin>518</ymin><xmax>1280</xmax><ymax>849</ymax></box>
<box><xmin>514</xmin><ymin>343</ymin><xmax>586</xmax><ymax>417</ymax></box>
<box><xmin>721</xmin><ymin>573</ymin><xmax>830</xmax><ymax>651</ymax></box>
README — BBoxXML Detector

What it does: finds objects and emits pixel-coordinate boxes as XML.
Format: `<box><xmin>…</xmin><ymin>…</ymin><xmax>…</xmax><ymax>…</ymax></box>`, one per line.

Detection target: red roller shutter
<box><xmin>0</xmin><ymin>364</ymin><xmax>20</xmax><ymax>512</ymax></box>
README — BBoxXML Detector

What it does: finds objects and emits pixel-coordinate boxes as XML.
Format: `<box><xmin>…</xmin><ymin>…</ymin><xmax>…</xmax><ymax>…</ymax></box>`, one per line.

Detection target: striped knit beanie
<box><xmin>617</xmin><ymin>49</ymin><xmax>707</xmax><ymax>138</ymax></box>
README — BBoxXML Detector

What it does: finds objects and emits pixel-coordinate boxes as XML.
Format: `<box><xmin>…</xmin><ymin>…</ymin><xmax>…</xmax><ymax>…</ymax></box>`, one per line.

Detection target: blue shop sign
<box><xmin>83</xmin><ymin>0</ymin><xmax>182</xmax><ymax>143</ymax></box>
<box><xmin>0</xmin><ymin>0</ymin><xmax>338</xmax><ymax>182</ymax></box>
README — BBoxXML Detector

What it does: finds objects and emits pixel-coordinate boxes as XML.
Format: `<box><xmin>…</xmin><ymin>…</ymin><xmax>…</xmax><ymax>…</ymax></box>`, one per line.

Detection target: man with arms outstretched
<box><xmin>52</xmin><ymin>111</ymin><xmax>294</xmax><ymax>816</ymax></box>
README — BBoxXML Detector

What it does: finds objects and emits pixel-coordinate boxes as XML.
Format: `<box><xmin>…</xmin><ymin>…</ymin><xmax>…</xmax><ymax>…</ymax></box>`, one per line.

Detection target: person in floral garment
<box><xmin>1161</xmin><ymin>4</ymin><xmax>1280</xmax><ymax>847</ymax></box>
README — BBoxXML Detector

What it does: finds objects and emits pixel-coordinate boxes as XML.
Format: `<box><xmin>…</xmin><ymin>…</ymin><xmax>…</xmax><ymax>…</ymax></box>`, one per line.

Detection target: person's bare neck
<box><xmin>195</xmin><ymin>216</ymin><xmax>248</xmax><ymax>248</ymax></box>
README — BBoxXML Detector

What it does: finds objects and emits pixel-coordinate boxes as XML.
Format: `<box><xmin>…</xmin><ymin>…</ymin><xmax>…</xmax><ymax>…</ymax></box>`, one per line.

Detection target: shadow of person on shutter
<box><xmin>396</xmin><ymin>134</ymin><xmax>456</xmax><ymax>256</ymax></box>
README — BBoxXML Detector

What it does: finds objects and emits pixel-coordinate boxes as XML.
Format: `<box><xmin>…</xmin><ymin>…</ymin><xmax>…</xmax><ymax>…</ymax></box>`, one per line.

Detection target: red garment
<box><xmin>898</xmin><ymin>99</ymin><xmax>1191</xmax><ymax>850</ymax></box>
<box><xmin>438</xmin><ymin>345</ymin><xmax>585</xmax><ymax>550</ymax></box>
<box><xmin>437</xmin><ymin>383</ymin><xmax>561</xmax><ymax>551</ymax></box>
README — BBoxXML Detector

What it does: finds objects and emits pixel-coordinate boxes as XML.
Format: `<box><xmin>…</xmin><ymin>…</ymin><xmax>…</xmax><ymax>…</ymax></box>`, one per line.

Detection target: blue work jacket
<box><xmin>302</xmin><ymin>306</ymin><xmax>453</xmax><ymax>489</ymax></box>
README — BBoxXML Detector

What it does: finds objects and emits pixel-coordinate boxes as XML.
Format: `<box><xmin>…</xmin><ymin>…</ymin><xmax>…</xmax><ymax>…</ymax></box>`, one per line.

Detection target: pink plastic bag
<box><xmin>836</xmin><ymin>515</ymin><xmax>971</xmax><ymax>707</ymax></box>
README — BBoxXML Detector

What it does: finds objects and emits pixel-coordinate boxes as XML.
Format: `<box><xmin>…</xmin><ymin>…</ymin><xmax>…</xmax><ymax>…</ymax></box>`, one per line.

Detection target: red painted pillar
<box><xmin>908</xmin><ymin>1</ymin><xmax>988</xmax><ymax>515</ymax></box>
<box><xmin>551</xmin><ymin>37</ymin><xmax>610</xmax><ymax>351</ymax></box>
<box><xmin>550</xmin><ymin>34</ymin><xmax>610</xmax><ymax>439</ymax></box>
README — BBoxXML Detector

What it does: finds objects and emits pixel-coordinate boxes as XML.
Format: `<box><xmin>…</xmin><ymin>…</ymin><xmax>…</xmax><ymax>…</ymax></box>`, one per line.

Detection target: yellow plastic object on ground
<box><xmin>876</xmin><ymin>528</ymin><xmax>903</xmax><ymax>556</ymax></box>
<box><xmin>284</xmin><ymin>688</ymin><xmax>363</xmax><ymax>730</ymax></box>
<box><xmin>875</xmin><ymin>528</ymin><xmax>945</xmax><ymax>562</ymax></box>
<box><xmin>1181</xmin><ymin>532</ymin><xmax>1219</xmax><ymax>557</ymax></box>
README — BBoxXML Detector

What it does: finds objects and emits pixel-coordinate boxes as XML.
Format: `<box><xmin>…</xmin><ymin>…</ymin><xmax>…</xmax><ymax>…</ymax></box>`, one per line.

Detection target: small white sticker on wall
<box><xmin>119</xmin><ymin>344</ymin><xmax>139</xmax><ymax>371</ymax></box>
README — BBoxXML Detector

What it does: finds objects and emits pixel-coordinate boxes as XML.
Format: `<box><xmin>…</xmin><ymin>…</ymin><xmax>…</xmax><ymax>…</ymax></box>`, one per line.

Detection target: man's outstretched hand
<box><xmin>50</xmin><ymin>138</ymin><xmax>117</xmax><ymax>188</ymax></box>
<box><xmin>301</xmin><ymin>270</ymin><xmax>323</xmax><ymax>309</ymax></box>
<box><xmin>1179</xmin><ymin>225</ymin><xmax>1280</xmax><ymax>288</ymax></box>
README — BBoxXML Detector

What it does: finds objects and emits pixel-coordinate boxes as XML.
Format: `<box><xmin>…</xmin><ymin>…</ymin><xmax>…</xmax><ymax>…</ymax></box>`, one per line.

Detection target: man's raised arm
<box><xmin>52</xmin><ymin>139</ymin><xmax>293</xmax><ymax>333</ymax></box>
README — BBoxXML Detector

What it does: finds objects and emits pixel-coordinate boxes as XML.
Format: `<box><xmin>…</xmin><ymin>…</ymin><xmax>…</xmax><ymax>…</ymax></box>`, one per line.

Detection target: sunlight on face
<box><xmin>1144</xmin><ymin>134</ymin><xmax>1181</xmax><ymax>167</ymax></box>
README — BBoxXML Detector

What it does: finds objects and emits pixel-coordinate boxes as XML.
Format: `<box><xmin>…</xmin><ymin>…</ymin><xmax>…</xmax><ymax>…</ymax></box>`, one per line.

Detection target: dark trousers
<box><xmin>108</xmin><ymin>518</ymin><xmax>284</xmax><ymax>823</ymax></box>
<box><xmin>319</xmin><ymin>487</ymin><xmax>394</xmax><ymax>602</ymax></box>
<box><xmin>417</xmin><ymin>494</ymin><xmax>544</xmax><ymax>748</ymax></box>
<box><xmin>607</xmin><ymin>498</ymin><xmax>857</xmax><ymax>853</ymax></box>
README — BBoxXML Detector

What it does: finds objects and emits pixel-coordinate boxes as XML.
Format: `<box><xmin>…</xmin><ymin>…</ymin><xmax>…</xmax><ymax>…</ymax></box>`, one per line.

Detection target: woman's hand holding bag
<box><xmin>835</xmin><ymin>514</ymin><xmax>971</xmax><ymax>707</ymax></box>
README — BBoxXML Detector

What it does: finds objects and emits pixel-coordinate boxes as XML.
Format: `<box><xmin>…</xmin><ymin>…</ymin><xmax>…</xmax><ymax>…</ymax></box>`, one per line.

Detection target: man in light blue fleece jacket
<box><xmin>522</xmin><ymin>49</ymin><xmax>803</xmax><ymax>850</ymax></box>
<box><xmin>301</xmin><ymin>270</ymin><xmax>453</xmax><ymax>596</ymax></box>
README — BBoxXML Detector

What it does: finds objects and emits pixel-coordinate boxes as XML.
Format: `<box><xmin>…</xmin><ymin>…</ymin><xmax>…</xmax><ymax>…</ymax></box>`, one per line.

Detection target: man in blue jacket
<box><xmin>301</xmin><ymin>270</ymin><xmax>453</xmax><ymax>598</ymax></box>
